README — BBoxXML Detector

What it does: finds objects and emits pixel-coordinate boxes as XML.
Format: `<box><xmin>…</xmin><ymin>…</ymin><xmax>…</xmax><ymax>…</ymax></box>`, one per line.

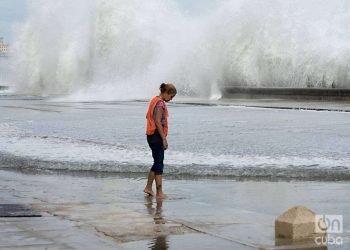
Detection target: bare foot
<box><xmin>156</xmin><ymin>193</ymin><xmax>167</xmax><ymax>200</ymax></box>
<box><xmin>144</xmin><ymin>188</ymin><xmax>154</xmax><ymax>196</ymax></box>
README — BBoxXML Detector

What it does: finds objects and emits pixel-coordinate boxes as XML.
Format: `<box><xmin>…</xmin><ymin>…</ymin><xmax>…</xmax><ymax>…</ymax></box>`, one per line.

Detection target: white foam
<box><xmin>0</xmin><ymin>123</ymin><xmax>348</xmax><ymax>172</ymax></box>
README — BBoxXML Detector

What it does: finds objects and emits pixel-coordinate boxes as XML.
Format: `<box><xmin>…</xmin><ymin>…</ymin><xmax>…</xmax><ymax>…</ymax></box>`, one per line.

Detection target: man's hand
<box><xmin>163</xmin><ymin>138</ymin><xmax>168</xmax><ymax>150</ymax></box>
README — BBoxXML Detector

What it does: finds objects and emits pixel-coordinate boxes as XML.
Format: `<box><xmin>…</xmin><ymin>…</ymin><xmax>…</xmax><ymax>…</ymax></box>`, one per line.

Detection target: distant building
<box><xmin>0</xmin><ymin>37</ymin><xmax>9</xmax><ymax>57</ymax></box>
<box><xmin>0</xmin><ymin>37</ymin><xmax>10</xmax><ymax>85</ymax></box>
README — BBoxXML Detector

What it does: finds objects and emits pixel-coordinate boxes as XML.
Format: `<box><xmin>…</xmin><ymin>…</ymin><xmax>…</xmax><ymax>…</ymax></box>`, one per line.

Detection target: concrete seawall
<box><xmin>221</xmin><ymin>87</ymin><xmax>350</xmax><ymax>101</ymax></box>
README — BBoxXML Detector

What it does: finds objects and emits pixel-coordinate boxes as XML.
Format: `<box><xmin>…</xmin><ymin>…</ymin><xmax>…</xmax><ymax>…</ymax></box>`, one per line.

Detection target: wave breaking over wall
<box><xmin>9</xmin><ymin>0</ymin><xmax>350</xmax><ymax>100</ymax></box>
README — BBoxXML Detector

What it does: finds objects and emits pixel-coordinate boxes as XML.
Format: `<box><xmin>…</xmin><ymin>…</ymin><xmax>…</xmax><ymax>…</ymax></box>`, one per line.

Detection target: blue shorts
<box><xmin>147</xmin><ymin>132</ymin><xmax>164</xmax><ymax>175</ymax></box>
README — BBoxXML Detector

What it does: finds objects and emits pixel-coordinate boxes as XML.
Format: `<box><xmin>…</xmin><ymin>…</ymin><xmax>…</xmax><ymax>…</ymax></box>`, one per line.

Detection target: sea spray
<box><xmin>9</xmin><ymin>0</ymin><xmax>350</xmax><ymax>100</ymax></box>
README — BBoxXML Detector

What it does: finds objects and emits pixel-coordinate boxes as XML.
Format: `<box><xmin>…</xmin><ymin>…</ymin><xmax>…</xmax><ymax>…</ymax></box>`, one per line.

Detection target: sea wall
<box><xmin>221</xmin><ymin>87</ymin><xmax>350</xmax><ymax>101</ymax></box>
<box><xmin>0</xmin><ymin>86</ymin><xmax>9</xmax><ymax>90</ymax></box>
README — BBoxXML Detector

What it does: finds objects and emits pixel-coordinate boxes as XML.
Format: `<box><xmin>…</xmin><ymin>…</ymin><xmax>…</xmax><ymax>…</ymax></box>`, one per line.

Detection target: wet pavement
<box><xmin>0</xmin><ymin>169</ymin><xmax>349</xmax><ymax>249</ymax></box>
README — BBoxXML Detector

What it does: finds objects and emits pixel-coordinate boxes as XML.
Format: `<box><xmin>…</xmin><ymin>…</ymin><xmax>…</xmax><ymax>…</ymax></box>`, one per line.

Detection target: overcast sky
<box><xmin>0</xmin><ymin>0</ymin><xmax>219</xmax><ymax>43</ymax></box>
<box><xmin>0</xmin><ymin>0</ymin><xmax>27</xmax><ymax>42</ymax></box>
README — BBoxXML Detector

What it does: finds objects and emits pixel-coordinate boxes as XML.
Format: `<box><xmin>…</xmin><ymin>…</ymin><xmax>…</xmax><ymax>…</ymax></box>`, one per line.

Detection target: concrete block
<box><xmin>275</xmin><ymin>206</ymin><xmax>326</xmax><ymax>239</ymax></box>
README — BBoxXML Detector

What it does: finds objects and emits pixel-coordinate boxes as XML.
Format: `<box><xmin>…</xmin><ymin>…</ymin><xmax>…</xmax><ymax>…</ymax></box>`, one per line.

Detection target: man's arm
<box><xmin>155</xmin><ymin>106</ymin><xmax>168</xmax><ymax>150</ymax></box>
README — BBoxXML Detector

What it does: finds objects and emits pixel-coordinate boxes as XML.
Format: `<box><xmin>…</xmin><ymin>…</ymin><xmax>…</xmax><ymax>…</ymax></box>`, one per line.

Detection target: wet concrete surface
<box><xmin>0</xmin><ymin>169</ymin><xmax>349</xmax><ymax>249</ymax></box>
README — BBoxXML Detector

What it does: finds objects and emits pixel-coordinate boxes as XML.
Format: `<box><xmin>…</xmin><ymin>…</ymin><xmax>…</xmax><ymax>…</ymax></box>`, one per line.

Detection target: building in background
<box><xmin>0</xmin><ymin>37</ymin><xmax>10</xmax><ymax>85</ymax></box>
<box><xmin>0</xmin><ymin>37</ymin><xmax>9</xmax><ymax>57</ymax></box>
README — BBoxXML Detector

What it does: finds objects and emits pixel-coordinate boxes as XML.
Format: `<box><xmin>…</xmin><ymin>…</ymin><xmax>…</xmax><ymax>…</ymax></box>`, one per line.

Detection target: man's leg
<box><xmin>144</xmin><ymin>171</ymin><xmax>155</xmax><ymax>196</ymax></box>
<box><xmin>155</xmin><ymin>174</ymin><xmax>165</xmax><ymax>199</ymax></box>
<box><xmin>145</xmin><ymin>140</ymin><xmax>164</xmax><ymax>197</ymax></box>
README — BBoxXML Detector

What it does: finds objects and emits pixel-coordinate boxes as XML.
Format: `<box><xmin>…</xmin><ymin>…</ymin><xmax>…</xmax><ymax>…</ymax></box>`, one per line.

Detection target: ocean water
<box><xmin>1</xmin><ymin>94</ymin><xmax>349</xmax><ymax>180</ymax></box>
<box><xmin>5</xmin><ymin>2</ymin><xmax>350</xmax><ymax>177</ymax></box>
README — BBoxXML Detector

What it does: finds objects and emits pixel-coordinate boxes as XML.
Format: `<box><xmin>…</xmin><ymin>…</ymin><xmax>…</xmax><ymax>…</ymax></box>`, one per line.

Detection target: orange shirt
<box><xmin>146</xmin><ymin>96</ymin><xmax>169</xmax><ymax>136</ymax></box>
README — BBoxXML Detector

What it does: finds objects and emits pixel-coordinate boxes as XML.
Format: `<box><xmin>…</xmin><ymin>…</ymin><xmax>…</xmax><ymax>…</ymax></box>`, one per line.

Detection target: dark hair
<box><xmin>159</xmin><ymin>83</ymin><xmax>177</xmax><ymax>95</ymax></box>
